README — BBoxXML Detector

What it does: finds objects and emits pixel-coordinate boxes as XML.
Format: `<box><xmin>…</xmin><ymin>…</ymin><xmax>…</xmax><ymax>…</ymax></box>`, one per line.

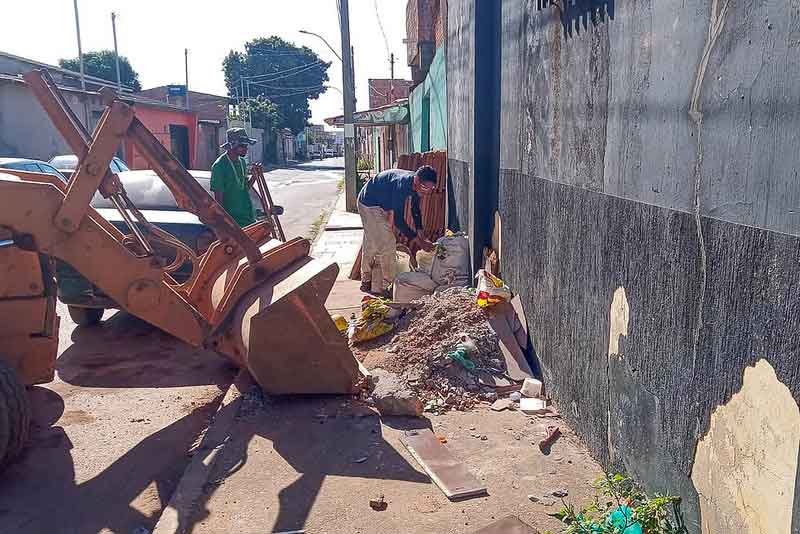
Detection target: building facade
<box><xmin>138</xmin><ymin>86</ymin><xmax>231</xmax><ymax>170</ymax></box>
<box><xmin>445</xmin><ymin>2</ymin><xmax>800</xmax><ymax>532</ymax></box>
<box><xmin>406</xmin><ymin>0</ymin><xmax>447</xmax><ymax>153</ymax></box>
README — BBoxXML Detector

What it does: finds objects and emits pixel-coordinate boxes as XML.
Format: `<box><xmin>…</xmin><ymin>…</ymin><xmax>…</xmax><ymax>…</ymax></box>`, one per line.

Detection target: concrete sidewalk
<box><xmin>311</xmin><ymin>190</ymin><xmax>363</xmax><ymax>281</ymax></box>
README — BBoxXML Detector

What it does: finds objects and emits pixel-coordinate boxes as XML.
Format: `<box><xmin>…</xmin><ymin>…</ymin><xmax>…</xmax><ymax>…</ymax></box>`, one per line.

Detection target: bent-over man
<box><xmin>357</xmin><ymin>165</ymin><xmax>437</xmax><ymax>296</ymax></box>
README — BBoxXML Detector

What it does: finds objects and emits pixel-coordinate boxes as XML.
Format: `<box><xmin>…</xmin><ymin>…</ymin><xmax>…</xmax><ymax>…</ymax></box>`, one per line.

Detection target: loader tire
<box><xmin>0</xmin><ymin>359</ymin><xmax>31</xmax><ymax>469</ymax></box>
<box><xmin>68</xmin><ymin>306</ymin><xmax>103</xmax><ymax>326</ymax></box>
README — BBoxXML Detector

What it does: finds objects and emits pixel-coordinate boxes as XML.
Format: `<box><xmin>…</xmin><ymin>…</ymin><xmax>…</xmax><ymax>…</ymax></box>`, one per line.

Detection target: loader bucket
<box><xmin>210</xmin><ymin>249</ymin><xmax>362</xmax><ymax>395</ymax></box>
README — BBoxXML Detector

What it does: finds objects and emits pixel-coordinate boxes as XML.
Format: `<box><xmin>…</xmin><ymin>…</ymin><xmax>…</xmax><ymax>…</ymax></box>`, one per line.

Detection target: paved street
<box><xmin>0</xmin><ymin>157</ymin><xmax>345</xmax><ymax>534</ymax></box>
<box><xmin>264</xmin><ymin>157</ymin><xmax>344</xmax><ymax>240</ymax></box>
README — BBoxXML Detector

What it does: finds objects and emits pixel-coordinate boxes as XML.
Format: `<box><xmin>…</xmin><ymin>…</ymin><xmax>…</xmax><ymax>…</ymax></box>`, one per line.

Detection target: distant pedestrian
<box><xmin>357</xmin><ymin>166</ymin><xmax>437</xmax><ymax>296</ymax></box>
<box><xmin>211</xmin><ymin>128</ymin><xmax>258</xmax><ymax>227</ymax></box>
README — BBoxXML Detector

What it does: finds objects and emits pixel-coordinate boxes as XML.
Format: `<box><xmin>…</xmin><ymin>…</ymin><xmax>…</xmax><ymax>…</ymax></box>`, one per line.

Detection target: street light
<box><xmin>298</xmin><ymin>29</ymin><xmax>343</xmax><ymax>62</ymax></box>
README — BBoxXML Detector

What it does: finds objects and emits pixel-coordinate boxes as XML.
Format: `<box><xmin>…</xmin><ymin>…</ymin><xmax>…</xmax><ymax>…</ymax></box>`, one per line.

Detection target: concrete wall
<box><xmin>409</xmin><ymin>45</ymin><xmax>448</xmax><ymax>153</ymax></box>
<box><xmin>448</xmin><ymin>1</ymin><xmax>800</xmax><ymax>532</ymax></box>
<box><xmin>0</xmin><ymin>79</ymin><xmax>104</xmax><ymax>160</ymax></box>
<box><xmin>446</xmin><ymin>0</ymin><xmax>474</xmax><ymax>233</ymax></box>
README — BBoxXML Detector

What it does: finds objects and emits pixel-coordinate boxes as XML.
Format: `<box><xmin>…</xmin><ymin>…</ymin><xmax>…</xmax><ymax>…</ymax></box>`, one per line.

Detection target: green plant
<box><xmin>357</xmin><ymin>157</ymin><xmax>373</xmax><ymax>171</ymax></box>
<box><xmin>546</xmin><ymin>474</ymin><xmax>688</xmax><ymax>534</ymax></box>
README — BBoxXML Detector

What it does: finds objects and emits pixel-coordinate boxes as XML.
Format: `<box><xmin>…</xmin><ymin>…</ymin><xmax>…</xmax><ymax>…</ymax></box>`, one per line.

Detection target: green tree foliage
<box><xmin>223</xmin><ymin>36</ymin><xmax>330</xmax><ymax>134</ymax></box>
<box><xmin>59</xmin><ymin>50</ymin><xmax>142</xmax><ymax>92</ymax></box>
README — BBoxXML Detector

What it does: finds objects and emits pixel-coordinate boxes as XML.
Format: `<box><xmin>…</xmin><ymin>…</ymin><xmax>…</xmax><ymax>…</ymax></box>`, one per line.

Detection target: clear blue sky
<box><xmin>0</xmin><ymin>0</ymin><xmax>411</xmax><ymax>127</ymax></box>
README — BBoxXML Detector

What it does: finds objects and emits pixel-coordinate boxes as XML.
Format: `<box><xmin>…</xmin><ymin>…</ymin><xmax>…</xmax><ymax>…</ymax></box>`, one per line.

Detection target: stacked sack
<box><xmin>393</xmin><ymin>232</ymin><xmax>471</xmax><ymax>302</ymax></box>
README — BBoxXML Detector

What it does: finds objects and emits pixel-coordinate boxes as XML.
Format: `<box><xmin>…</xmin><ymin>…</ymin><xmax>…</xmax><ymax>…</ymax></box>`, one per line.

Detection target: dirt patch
<box><xmin>354</xmin><ymin>288</ymin><xmax>508</xmax><ymax>412</ymax></box>
<box><xmin>60</xmin><ymin>409</ymin><xmax>96</xmax><ymax>426</ymax></box>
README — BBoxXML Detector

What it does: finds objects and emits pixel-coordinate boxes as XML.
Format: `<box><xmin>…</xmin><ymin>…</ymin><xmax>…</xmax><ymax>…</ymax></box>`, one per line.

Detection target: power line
<box><xmin>374</xmin><ymin>0</ymin><xmax>392</xmax><ymax>67</ymax></box>
<box><xmin>242</xmin><ymin>60</ymin><xmax>327</xmax><ymax>83</ymax></box>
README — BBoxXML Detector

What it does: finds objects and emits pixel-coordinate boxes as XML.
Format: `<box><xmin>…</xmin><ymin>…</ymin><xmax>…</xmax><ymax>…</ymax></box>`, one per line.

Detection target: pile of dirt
<box><xmin>354</xmin><ymin>287</ymin><xmax>507</xmax><ymax>412</ymax></box>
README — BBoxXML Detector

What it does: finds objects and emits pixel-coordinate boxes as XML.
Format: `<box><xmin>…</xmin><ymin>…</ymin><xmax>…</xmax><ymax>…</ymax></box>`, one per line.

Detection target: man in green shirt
<box><xmin>211</xmin><ymin>128</ymin><xmax>258</xmax><ymax>227</ymax></box>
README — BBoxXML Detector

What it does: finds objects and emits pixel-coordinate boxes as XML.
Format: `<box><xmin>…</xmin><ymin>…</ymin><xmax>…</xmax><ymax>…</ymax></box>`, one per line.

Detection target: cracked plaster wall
<box><xmin>692</xmin><ymin>359</ymin><xmax>800</xmax><ymax>534</ymax></box>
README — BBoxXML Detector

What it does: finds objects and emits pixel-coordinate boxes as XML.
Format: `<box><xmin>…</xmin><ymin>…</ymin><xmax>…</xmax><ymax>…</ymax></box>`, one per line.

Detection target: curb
<box><xmin>152</xmin><ymin>370</ymin><xmax>254</xmax><ymax>534</ymax></box>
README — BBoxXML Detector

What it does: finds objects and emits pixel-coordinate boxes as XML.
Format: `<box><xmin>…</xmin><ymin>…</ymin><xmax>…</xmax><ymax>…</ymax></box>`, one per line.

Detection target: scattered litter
<box><xmin>520</xmin><ymin>378</ymin><xmax>543</xmax><ymax>398</ymax></box>
<box><xmin>539</xmin><ymin>426</ymin><xmax>562</xmax><ymax>454</ymax></box>
<box><xmin>551</xmin><ymin>488</ymin><xmax>569</xmax><ymax>498</ymax></box>
<box><xmin>475</xmin><ymin>270</ymin><xmax>512</xmax><ymax>308</ymax></box>
<box><xmin>354</xmin><ymin>287</ymin><xmax>507</xmax><ymax>412</ymax></box>
<box><xmin>437</xmin><ymin>435</ymin><xmax>448</xmax><ymax>444</ymax></box>
<box><xmin>520</xmin><ymin>397</ymin><xmax>548</xmax><ymax>415</ymax></box>
<box><xmin>509</xmin><ymin>391</ymin><xmax>522</xmax><ymax>402</ymax></box>
<box><xmin>369</xmin><ymin>494</ymin><xmax>388</xmax><ymax>511</ymax></box>
<box><xmin>490</xmin><ymin>398</ymin><xmax>514</xmax><ymax>412</ymax></box>
<box><xmin>349</xmin><ymin>297</ymin><xmax>394</xmax><ymax>343</ymax></box>
<box><xmin>352</xmin><ymin>456</ymin><xmax>369</xmax><ymax>464</ymax></box>
<box><xmin>527</xmin><ymin>495</ymin><xmax>539</xmax><ymax>502</ymax></box>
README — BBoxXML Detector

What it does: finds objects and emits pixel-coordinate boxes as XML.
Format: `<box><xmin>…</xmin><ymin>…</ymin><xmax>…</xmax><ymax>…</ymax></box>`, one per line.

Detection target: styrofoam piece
<box><xmin>519</xmin><ymin>397</ymin><xmax>548</xmax><ymax>415</ymax></box>
<box><xmin>521</xmin><ymin>378</ymin><xmax>543</xmax><ymax>398</ymax></box>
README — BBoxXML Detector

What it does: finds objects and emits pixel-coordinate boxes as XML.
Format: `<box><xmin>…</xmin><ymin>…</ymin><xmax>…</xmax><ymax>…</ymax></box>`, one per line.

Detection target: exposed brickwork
<box><xmin>368</xmin><ymin>79</ymin><xmax>413</xmax><ymax>108</ymax></box>
<box><xmin>406</xmin><ymin>0</ymin><xmax>446</xmax><ymax>82</ymax></box>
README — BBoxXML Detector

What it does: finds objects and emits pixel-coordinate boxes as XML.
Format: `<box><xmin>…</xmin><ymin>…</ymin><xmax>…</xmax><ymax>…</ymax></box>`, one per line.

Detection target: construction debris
<box><xmin>369</xmin><ymin>495</ymin><xmax>388</xmax><ymax>511</ymax></box>
<box><xmin>520</xmin><ymin>397</ymin><xmax>548</xmax><ymax>415</ymax></box>
<box><xmin>490</xmin><ymin>398</ymin><xmax>515</xmax><ymax>412</ymax></box>
<box><xmin>368</xmin><ymin>368</ymin><xmax>423</xmax><ymax>416</ymax></box>
<box><xmin>539</xmin><ymin>426</ymin><xmax>562</xmax><ymax>454</ymax></box>
<box><xmin>402</xmin><ymin>429</ymin><xmax>487</xmax><ymax>501</ymax></box>
<box><xmin>355</xmin><ymin>287</ymin><xmax>509</xmax><ymax>412</ymax></box>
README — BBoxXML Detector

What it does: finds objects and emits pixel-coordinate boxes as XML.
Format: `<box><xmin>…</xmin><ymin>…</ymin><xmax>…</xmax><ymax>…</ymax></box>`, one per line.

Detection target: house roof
<box><xmin>325</xmin><ymin>99</ymin><xmax>409</xmax><ymax>127</ymax></box>
<box><xmin>0</xmin><ymin>50</ymin><xmax>135</xmax><ymax>92</ymax></box>
<box><xmin>0</xmin><ymin>72</ymin><xmax>195</xmax><ymax>114</ymax></box>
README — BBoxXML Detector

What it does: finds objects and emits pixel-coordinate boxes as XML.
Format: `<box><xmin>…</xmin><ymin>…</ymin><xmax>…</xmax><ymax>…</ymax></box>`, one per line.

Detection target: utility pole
<box><xmin>72</xmin><ymin>0</ymin><xmax>89</xmax><ymax>126</ymax></box>
<box><xmin>184</xmin><ymin>48</ymin><xmax>190</xmax><ymax>110</ymax></box>
<box><xmin>390</xmin><ymin>52</ymin><xmax>395</xmax><ymax>79</ymax></box>
<box><xmin>111</xmin><ymin>12</ymin><xmax>122</xmax><ymax>92</ymax></box>
<box><xmin>340</xmin><ymin>0</ymin><xmax>357</xmax><ymax>212</ymax></box>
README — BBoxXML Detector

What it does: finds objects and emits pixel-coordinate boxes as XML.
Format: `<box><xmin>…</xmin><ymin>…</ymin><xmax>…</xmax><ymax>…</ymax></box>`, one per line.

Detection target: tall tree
<box><xmin>223</xmin><ymin>37</ymin><xmax>330</xmax><ymax>134</ymax></box>
<box><xmin>59</xmin><ymin>50</ymin><xmax>142</xmax><ymax>92</ymax></box>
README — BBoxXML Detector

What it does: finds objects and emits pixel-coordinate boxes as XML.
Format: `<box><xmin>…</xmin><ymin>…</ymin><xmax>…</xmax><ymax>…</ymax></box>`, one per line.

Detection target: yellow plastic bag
<box><xmin>475</xmin><ymin>269</ymin><xmax>512</xmax><ymax>308</ymax></box>
<box><xmin>348</xmin><ymin>296</ymin><xmax>395</xmax><ymax>343</ymax></box>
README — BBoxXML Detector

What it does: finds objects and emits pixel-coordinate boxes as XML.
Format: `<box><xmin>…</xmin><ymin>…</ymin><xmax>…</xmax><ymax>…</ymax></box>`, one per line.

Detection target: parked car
<box><xmin>0</xmin><ymin>157</ymin><xmax>68</xmax><ymax>182</ymax></box>
<box><xmin>324</xmin><ymin>148</ymin><xmax>336</xmax><ymax>158</ymax></box>
<box><xmin>49</xmin><ymin>154</ymin><xmax>130</xmax><ymax>180</ymax></box>
<box><xmin>56</xmin><ymin>169</ymin><xmax>264</xmax><ymax>326</ymax></box>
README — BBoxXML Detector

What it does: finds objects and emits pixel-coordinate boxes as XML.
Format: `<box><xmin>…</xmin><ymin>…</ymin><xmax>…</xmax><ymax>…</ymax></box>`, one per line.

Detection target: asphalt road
<box><xmin>0</xmin><ymin>157</ymin><xmax>344</xmax><ymax>534</ymax></box>
<box><xmin>264</xmin><ymin>157</ymin><xmax>344</xmax><ymax>240</ymax></box>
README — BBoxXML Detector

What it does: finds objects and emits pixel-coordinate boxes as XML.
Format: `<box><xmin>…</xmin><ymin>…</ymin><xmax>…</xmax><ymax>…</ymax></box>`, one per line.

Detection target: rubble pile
<box><xmin>356</xmin><ymin>287</ymin><xmax>507</xmax><ymax>412</ymax></box>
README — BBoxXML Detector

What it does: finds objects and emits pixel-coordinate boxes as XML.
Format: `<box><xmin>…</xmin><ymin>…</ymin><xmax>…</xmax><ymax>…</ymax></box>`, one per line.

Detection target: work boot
<box><xmin>359</xmin><ymin>280</ymin><xmax>372</xmax><ymax>293</ymax></box>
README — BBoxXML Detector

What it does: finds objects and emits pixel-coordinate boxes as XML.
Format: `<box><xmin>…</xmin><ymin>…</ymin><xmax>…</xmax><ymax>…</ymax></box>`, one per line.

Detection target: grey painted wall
<box><xmin>0</xmin><ymin>80</ymin><xmax>104</xmax><ymax>160</ymax></box>
<box><xmin>446</xmin><ymin>0</ymin><xmax>474</xmax><ymax>234</ymax></box>
<box><xmin>448</xmin><ymin>0</ymin><xmax>800</xmax><ymax>531</ymax></box>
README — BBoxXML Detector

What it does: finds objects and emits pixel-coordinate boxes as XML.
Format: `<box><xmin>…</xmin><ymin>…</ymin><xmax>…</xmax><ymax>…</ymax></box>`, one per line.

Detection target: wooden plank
<box><xmin>472</xmin><ymin>516</ymin><xmax>539</xmax><ymax>534</ymax></box>
<box><xmin>401</xmin><ymin>429</ymin><xmax>487</xmax><ymax>501</ymax></box>
<box><xmin>487</xmin><ymin>301</ymin><xmax>533</xmax><ymax>381</ymax></box>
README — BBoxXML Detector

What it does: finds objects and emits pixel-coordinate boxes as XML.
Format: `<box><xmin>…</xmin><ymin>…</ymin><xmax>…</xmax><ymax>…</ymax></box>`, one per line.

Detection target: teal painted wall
<box><xmin>409</xmin><ymin>46</ymin><xmax>447</xmax><ymax>153</ymax></box>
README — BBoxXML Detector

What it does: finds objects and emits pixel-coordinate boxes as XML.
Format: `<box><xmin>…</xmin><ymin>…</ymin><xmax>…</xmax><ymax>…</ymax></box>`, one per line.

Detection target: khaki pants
<box><xmin>358</xmin><ymin>201</ymin><xmax>396</xmax><ymax>290</ymax></box>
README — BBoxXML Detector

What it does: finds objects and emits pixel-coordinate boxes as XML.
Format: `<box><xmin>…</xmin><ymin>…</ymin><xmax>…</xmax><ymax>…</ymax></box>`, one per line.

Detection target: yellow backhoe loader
<box><xmin>0</xmin><ymin>71</ymin><xmax>363</xmax><ymax>468</ymax></box>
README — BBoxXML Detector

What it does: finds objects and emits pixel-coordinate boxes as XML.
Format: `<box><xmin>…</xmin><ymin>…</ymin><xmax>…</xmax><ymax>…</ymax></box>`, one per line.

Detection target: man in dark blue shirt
<box><xmin>357</xmin><ymin>165</ymin><xmax>437</xmax><ymax>295</ymax></box>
